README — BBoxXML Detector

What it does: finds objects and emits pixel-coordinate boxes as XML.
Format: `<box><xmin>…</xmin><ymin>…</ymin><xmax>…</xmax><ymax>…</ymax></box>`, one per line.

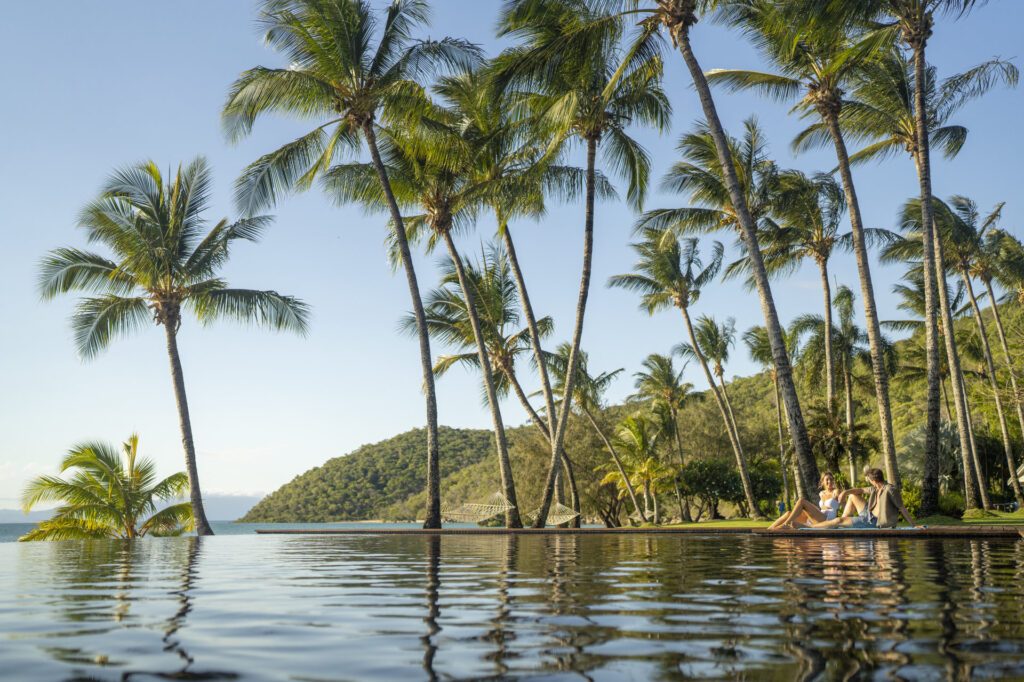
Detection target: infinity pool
<box><xmin>2</xmin><ymin>534</ymin><xmax>1022</xmax><ymax>680</ymax></box>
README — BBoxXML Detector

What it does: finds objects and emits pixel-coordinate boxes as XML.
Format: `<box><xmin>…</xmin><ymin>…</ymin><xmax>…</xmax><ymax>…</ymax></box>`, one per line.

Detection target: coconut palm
<box><xmin>39</xmin><ymin>159</ymin><xmax>309</xmax><ymax>535</ymax></box>
<box><xmin>935</xmin><ymin>197</ymin><xmax>1024</xmax><ymax>506</ymax></box>
<box><xmin>324</xmin><ymin>104</ymin><xmax>526</xmax><ymax>527</ymax></box>
<box><xmin>541</xmin><ymin>343</ymin><xmax>647</xmax><ymax>522</ymax></box>
<box><xmin>497</xmin><ymin>0</ymin><xmax>670</xmax><ymax>527</ymax></box>
<box><xmin>705</xmin><ymin>0</ymin><xmax>904</xmax><ymax>489</ymax></box>
<box><xmin>629</xmin><ymin>353</ymin><xmax>694</xmax><ymax>519</ymax></box>
<box><xmin>20</xmin><ymin>435</ymin><xmax>192</xmax><ymax>541</ymax></box>
<box><xmin>222</xmin><ymin>0</ymin><xmax>479</xmax><ymax>529</ymax></box>
<box><xmin>607</xmin><ymin>415</ymin><xmax>670</xmax><ymax>524</ymax></box>
<box><xmin>743</xmin><ymin>325</ymin><xmax>798</xmax><ymax>504</ymax></box>
<box><xmin>608</xmin><ymin>230</ymin><xmax>769</xmax><ymax>513</ymax></box>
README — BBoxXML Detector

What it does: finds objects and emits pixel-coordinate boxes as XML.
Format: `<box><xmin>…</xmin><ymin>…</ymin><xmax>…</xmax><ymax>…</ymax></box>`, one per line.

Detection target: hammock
<box><xmin>440</xmin><ymin>492</ymin><xmax>515</xmax><ymax>523</ymax></box>
<box><xmin>526</xmin><ymin>502</ymin><xmax>580</xmax><ymax>527</ymax></box>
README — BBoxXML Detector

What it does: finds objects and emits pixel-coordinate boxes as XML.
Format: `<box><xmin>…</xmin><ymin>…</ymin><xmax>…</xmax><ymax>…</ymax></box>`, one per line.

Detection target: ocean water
<box><xmin>2</xmin><ymin>533</ymin><xmax>1023</xmax><ymax>680</ymax></box>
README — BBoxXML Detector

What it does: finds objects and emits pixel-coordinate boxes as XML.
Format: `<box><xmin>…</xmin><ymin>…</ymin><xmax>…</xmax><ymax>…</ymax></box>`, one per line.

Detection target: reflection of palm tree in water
<box><xmin>482</xmin><ymin>536</ymin><xmax>517</xmax><ymax>676</ymax></box>
<box><xmin>159</xmin><ymin>537</ymin><xmax>202</xmax><ymax>672</ymax></box>
<box><xmin>927</xmin><ymin>540</ymin><xmax>965</xmax><ymax>678</ymax></box>
<box><xmin>422</xmin><ymin>535</ymin><xmax>440</xmax><ymax>682</ymax></box>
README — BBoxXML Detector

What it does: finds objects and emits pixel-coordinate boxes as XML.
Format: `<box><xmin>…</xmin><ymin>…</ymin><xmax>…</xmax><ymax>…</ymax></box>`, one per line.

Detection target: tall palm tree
<box><xmin>609</xmin><ymin>415</ymin><xmax>669</xmax><ymax>524</ymax></box>
<box><xmin>936</xmin><ymin>197</ymin><xmax>1024</xmax><ymax>506</ymax></box>
<box><xmin>609</xmin><ymin>231</ymin><xmax>768</xmax><ymax>514</ymax></box>
<box><xmin>629</xmin><ymin>353</ymin><xmax>694</xmax><ymax>519</ymax></box>
<box><xmin>705</xmin><ymin>0</ymin><xmax>904</xmax><ymax>489</ymax></box>
<box><xmin>635</xmin><ymin>120</ymin><xmax>817</xmax><ymax>496</ymax></box>
<box><xmin>497</xmin><ymin>0</ymin><xmax>670</xmax><ymax>526</ymax></box>
<box><xmin>39</xmin><ymin>159</ymin><xmax>309</xmax><ymax>535</ymax></box>
<box><xmin>20</xmin><ymin>435</ymin><xmax>192</xmax><ymax>541</ymax></box>
<box><xmin>325</xmin><ymin>105</ymin><xmax>525</xmax><ymax>527</ymax></box>
<box><xmin>222</xmin><ymin>0</ymin><xmax>479</xmax><ymax>529</ymax></box>
<box><xmin>743</xmin><ymin>325</ymin><xmax>797</xmax><ymax>504</ymax></box>
<box><xmin>541</xmin><ymin>343</ymin><xmax>647</xmax><ymax>522</ymax></box>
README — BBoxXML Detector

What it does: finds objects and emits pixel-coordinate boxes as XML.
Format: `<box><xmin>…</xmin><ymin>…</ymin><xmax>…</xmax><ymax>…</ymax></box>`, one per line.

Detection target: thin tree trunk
<box><xmin>583</xmin><ymin>407</ymin><xmax>646</xmax><ymax>522</ymax></box>
<box><xmin>819</xmin><ymin>260</ymin><xmax>836</xmax><ymax>414</ymax></box>
<box><xmin>670</xmin><ymin>406</ymin><xmax>692</xmax><ymax>522</ymax></box>
<box><xmin>652</xmin><ymin>484</ymin><xmax>660</xmax><ymax>525</ymax></box>
<box><xmin>960</xmin><ymin>369</ymin><xmax>989</xmax><ymax>508</ymax></box>
<box><xmin>844</xmin><ymin>366</ymin><xmax>856</xmax><ymax>486</ymax></box>
<box><xmin>442</xmin><ymin>231</ymin><xmax>522</xmax><ymax>528</ymax></box>
<box><xmin>534</xmin><ymin>137</ymin><xmax>598</xmax><ymax>527</ymax></box>
<box><xmin>986</xmin><ymin>280</ymin><xmax>1024</xmax><ymax>443</ymax></box>
<box><xmin>680</xmin><ymin>305</ymin><xmax>760</xmax><ymax>515</ymax></box>
<box><xmin>963</xmin><ymin>274</ymin><xmax>1024</xmax><ymax>505</ymax></box>
<box><xmin>941</xmin><ymin>377</ymin><xmax>952</xmax><ymax>422</ymax></box>
<box><xmin>909</xmin><ymin>42</ymin><xmax>947</xmax><ymax>511</ymax></box>
<box><xmin>929</xmin><ymin>215</ymin><xmax>983</xmax><ymax>510</ymax></box>
<box><xmin>772</xmin><ymin>375</ymin><xmax>791</xmax><ymax>508</ymax></box>
<box><xmin>821</xmin><ymin>111</ymin><xmax>903</xmax><ymax>492</ymax></box>
<box><xmin>676</xmin><ymin>34</ymin><xmax>818</xmax><ymax>497</ymax></box>
<box><xmin>363</xmin><ymin>122</ymin><xmax>441</xmax><ymax>528</ymax></box>
<box><xmin>163</xmin><ymin>323</ymin><xmax>213</xmax><ymax>536</ymax></box>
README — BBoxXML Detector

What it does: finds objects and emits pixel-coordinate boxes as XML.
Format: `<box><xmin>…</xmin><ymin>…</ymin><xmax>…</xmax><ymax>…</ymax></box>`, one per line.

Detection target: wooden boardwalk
<box><xmin>255</xmin><ymin>526</ymin><xmax>1024</xmax><ymax>539</ymax></box>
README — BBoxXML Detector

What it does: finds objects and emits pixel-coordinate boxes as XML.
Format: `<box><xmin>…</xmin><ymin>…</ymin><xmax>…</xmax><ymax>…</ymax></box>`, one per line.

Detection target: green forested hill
<box><xmin>240</xmin><ymin>427</ymin><xmax>495</xmax><ymax>521</ymax></box>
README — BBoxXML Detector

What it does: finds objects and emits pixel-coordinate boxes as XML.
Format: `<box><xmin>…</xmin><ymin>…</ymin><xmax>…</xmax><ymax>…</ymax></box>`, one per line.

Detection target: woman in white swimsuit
<box><xmin>768</xmin><ymin>472</ymin><xmax>841</xmax><ymax>530</ymax></box>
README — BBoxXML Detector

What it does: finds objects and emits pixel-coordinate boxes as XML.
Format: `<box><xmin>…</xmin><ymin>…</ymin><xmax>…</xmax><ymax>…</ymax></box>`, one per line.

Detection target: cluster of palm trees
<box><xmin>40</xmin><ymin>0</ymin><xmax>1023</xmax><ymax>533</ymax></box>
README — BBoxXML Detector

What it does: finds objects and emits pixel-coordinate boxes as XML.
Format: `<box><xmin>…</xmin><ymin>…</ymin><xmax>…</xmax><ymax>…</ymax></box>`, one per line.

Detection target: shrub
<box><xmin>939</xmin><ymin>492</ymin><xmax>965</xmax><ymax>519</ymax></box>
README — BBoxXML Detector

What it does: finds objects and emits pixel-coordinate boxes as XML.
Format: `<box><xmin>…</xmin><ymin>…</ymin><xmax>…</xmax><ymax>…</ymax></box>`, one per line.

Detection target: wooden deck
<box><xmin>255</xmin><ymin>526</ymin><xmax>1024</xmax><ymax>539</ymax></box>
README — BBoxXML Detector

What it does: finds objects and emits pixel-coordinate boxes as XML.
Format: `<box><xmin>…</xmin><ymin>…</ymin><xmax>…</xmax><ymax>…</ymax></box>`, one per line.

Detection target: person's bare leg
<box><xmin>771</xmin><ymin>501</ymin><xmax>827</xmax><ymax>531</ymax></box>
<box><xmin>842</xmin><ymin>493</ymin><xmax>866</xmax><ymax>518</ymax></box>
<box><xmin>769</xmin><ymin>499</ymin><xmax>816</xmax><ymax>530</ymax></box>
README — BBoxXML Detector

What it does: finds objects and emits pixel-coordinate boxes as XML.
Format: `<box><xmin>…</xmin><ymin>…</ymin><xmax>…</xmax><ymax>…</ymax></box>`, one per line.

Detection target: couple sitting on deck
<box><xmin>769</xmin><ymin>468</ymin><xmax>919</xmax><ymax>531</ymax></box>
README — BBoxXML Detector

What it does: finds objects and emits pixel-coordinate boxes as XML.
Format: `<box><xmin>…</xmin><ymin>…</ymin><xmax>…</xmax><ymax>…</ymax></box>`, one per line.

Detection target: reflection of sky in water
<box><xmin>2</xmin><ymin>535</ymin><xmax>1023</xmax><ymax>680</ymax></box>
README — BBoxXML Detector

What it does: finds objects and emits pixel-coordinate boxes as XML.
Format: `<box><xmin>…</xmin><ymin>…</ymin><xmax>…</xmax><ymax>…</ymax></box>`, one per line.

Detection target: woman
<box><xmin>768</xmin><ymin>472</ymin><xmax>841</xmax><ymax>530</ymax></box>
<box><xmin>777</xmin><ymin>468</ymin><xmax>918</xmax><ymax>530</ymax></box>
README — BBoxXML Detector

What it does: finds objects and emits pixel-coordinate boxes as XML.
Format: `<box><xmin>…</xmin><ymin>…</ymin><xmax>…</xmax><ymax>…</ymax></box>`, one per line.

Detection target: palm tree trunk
<box><xmin>163</xmin><ymin>323</ymin><xmax>213</xmax><ymax>536</ymax></box>
<box><xmin>985</xmin><ymin>280</ymin><xmax>1024</xmax><ymax>443</ymax></box>
<box><xmin>675</xmin><ymin>33</ymin><xmax>817</xmax><ymax>497</ymax></box>
<box><xmin>820</xmin><ymin>111</ymin><xmax>903</xmax><ymax>491</ymax></box>
<box><xmin>929</xmin><ymin>217</ymin><xmax>983</xmax><ymax>510</ymax></box>
<box><xmin>680</xmin><ymin>305</ymin><xmax>761</xmax><ymax>515</ymax></box>
<box><xmin>441</xmin><ymin>231</ymin><xmax>522</xmax><ymax>528</ymax></box>
<box><xmin>583</xmin><ymin>407</ymin><xmax>646</xmax><ymax>522</ymax></box>
<box><xmin>670</xmin><ymin>406</ymin><xmax>691</xmax><ymax>522</ymax></box>
<box><xmin>963</xmin><ymin>274</ymin><xmax>1024</xmax><ymax>505</ymax></box>
<box><xmin>941</xmin><ymin>377</ymin><xmax>952</xmax><ymax>421</ymax></box>
<box><xmin>652</xmin><ymin>487</ymin><xmax>660</xmax><ymax>525</ymax></box>
<box><xmin>818</xmin><ymin>260</ymin><xmax>836</xmax><ymax>414</ymax></box>
<box><xmin>772</xmin><ymin>374</ymin><xmax>791</xmax><ymax>508</ymax></box>
<box><xmin>908</xmin><ymin>40</ymin><xmax>948</xmax><ymax>511</ymax></box>
<box><xmin>363</xmin><ymin>122</ymin><xmax>441</xmax><ymax>529</ymax></box>
<box><xmin>844</xmin><ymin>366</ymin><xmax>856</xmax><ymax>486</ymax></box>
<box><xmin>960</xmin><ymin>369</ymin><xmax>989</xmax><ymax>507</ymax></box>
<box><xmin>534</xmin><ymin>137</ymin><xmax>598</xmax><ymax>528</ymax></box>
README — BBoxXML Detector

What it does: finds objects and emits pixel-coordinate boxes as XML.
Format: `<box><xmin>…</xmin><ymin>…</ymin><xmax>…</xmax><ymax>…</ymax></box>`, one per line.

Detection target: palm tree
<box><xmin>542</xmin><ymin>343</ymin><xmax>647</xmax><ymax>523</ymax></box>
<box><xmin>743</xmin><ymin>325</ymin><xmax>797</xmax><ymax>504</ymax></box>
<box><xmin>20</xmin><ymin>435</ymin><xmax>192</xmax><ymax>541</ymax></box>
<box><xmin>325</xmin><ymin>105</ymin><xmax>525</xmax><ymax>527</ymax></box>
<box><xmin>938</xmin><ymin>197</ymin><xmax>1024</xmax><ymax>506</ymax></box>
<box><xmin>222</xmin><ymin>0</ymin><xmax>479</xmax><ymax>529</ymax></box>
<box><xmin>706</xmin><ymin>0</ymin><xmax>904</xmax><ymax>489</ymax></box>
<box><xmin>634</xmin><ymin>119</ymin><xmax>817</xmax><ymax>496</ymax></box>
<box><xmin>39</xmin><ymin>159</ymin><xmax>309</xmax><ymax>535</ymax></box>
<box><xmin>609</xmin><ymin>231</ymin><xmax>768</xmax><ymax>514</ymax></box>
<box><xmin>608</xmin><ymin>415</ymin><xmax>670</xmax><ymax>524</ymax></box>
<box><xmin>497</xmin><ymin>0</ymin><xmax>670</xmax><ymax>526</ymax></box>
<box><xmin>595</xmin><ymin>0</ymin><xmax>817</xmax><ymax>489</ymax></box>
<box><xmin>629</xmin><ymin>353</ymin><xmax>694</xmax><ymax>520</ymax></box>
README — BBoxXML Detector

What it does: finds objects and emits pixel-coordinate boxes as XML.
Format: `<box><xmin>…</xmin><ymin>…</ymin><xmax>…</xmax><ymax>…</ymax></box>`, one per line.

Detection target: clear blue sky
<box><xmin>1</xmin><ymin>1</ymin><xmax>1021</xmax><ymax>507</ymax></box>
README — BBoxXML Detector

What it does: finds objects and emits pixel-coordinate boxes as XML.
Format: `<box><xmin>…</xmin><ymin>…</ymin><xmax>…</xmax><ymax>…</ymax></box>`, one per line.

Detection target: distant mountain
<box><xmin>0</xmin><ymin>494</ymin><xmax>264</xmax><ymax>525</ymax></box>
<box><xmin>240</xmin><ymin>427</ymin><xmax>494</xmax><ymax>522</ymax></box>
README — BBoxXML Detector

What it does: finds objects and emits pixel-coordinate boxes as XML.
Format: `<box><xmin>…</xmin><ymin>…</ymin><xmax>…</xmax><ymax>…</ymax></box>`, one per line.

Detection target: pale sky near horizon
<box><xmin>1</xmin><ymin>1</ymin><xmax>1021</xmax><ymax>508</ymax></box>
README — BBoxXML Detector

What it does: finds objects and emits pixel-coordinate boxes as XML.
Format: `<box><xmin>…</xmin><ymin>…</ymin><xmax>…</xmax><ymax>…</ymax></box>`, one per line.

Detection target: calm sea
<box><xmin>2</xmin><ymin>532</ymin><xmax>1022</xmax><ymax>679</ymax></box>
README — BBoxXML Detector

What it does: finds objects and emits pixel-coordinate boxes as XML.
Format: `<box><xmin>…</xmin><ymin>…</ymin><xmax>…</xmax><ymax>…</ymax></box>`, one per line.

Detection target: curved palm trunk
<box><xmin>583</xmin><ymin>407</ymin><xmax>646</xmax><ymax>522</ymax></box>
<box><xmin>818</xmin><ymin>260</ymin><xmax>836</xmax><ymax>414</ymax></box>
<box><xmin>821</xmin><ymin>112</ymin><xmax>903</xmax><ymax>492</ymax></box>
<box><xmin>675</xmin><ymin>33</ymin><xmax>817</xmax><ymax>497</ymax></box>
<box><xmin>680</xmin><ymin>305</ymin><xmax>760</xmax><ymax>515</ymax></box>
<box><xmin>441</xmin><ymin>232</ymin><xmax>522</xmax><ymax>528</ymax></box>
<box><xmin>534</xmin><ymin>137</ymin><xmax>598</xmax><ymax>528</ymax></box>
<box><xmin>930</xmin><ymin>228</ymin><xmax>983</xmax><ymax>510</ymax></box>
<box><xmin>363</xmin><ymin>122</ymin><xmax>442</xmax><ymax>529</ymax></box>
<box><xmin>960</xmin><ymin>370</ymin><xmax>989</xmax><ymax>507</ymax></box>
<box><xmin>163</xmin><ymin>324</ymin><xmax>213</xmax><ymax>536</ymax></box>
<box><xmin>963</xmin><ymin>274</ymin><xmax>1024</xmax><ymax>505</ymax></box>
<box><xmin>771</xmin><ymin>374</ymin><xmax>791</xmax><ymax>508</ymax></box>
<box><xmin>985</xmin><ymin>280</ymin><xmax>1024</xmax><ymax>443</ymax></box>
